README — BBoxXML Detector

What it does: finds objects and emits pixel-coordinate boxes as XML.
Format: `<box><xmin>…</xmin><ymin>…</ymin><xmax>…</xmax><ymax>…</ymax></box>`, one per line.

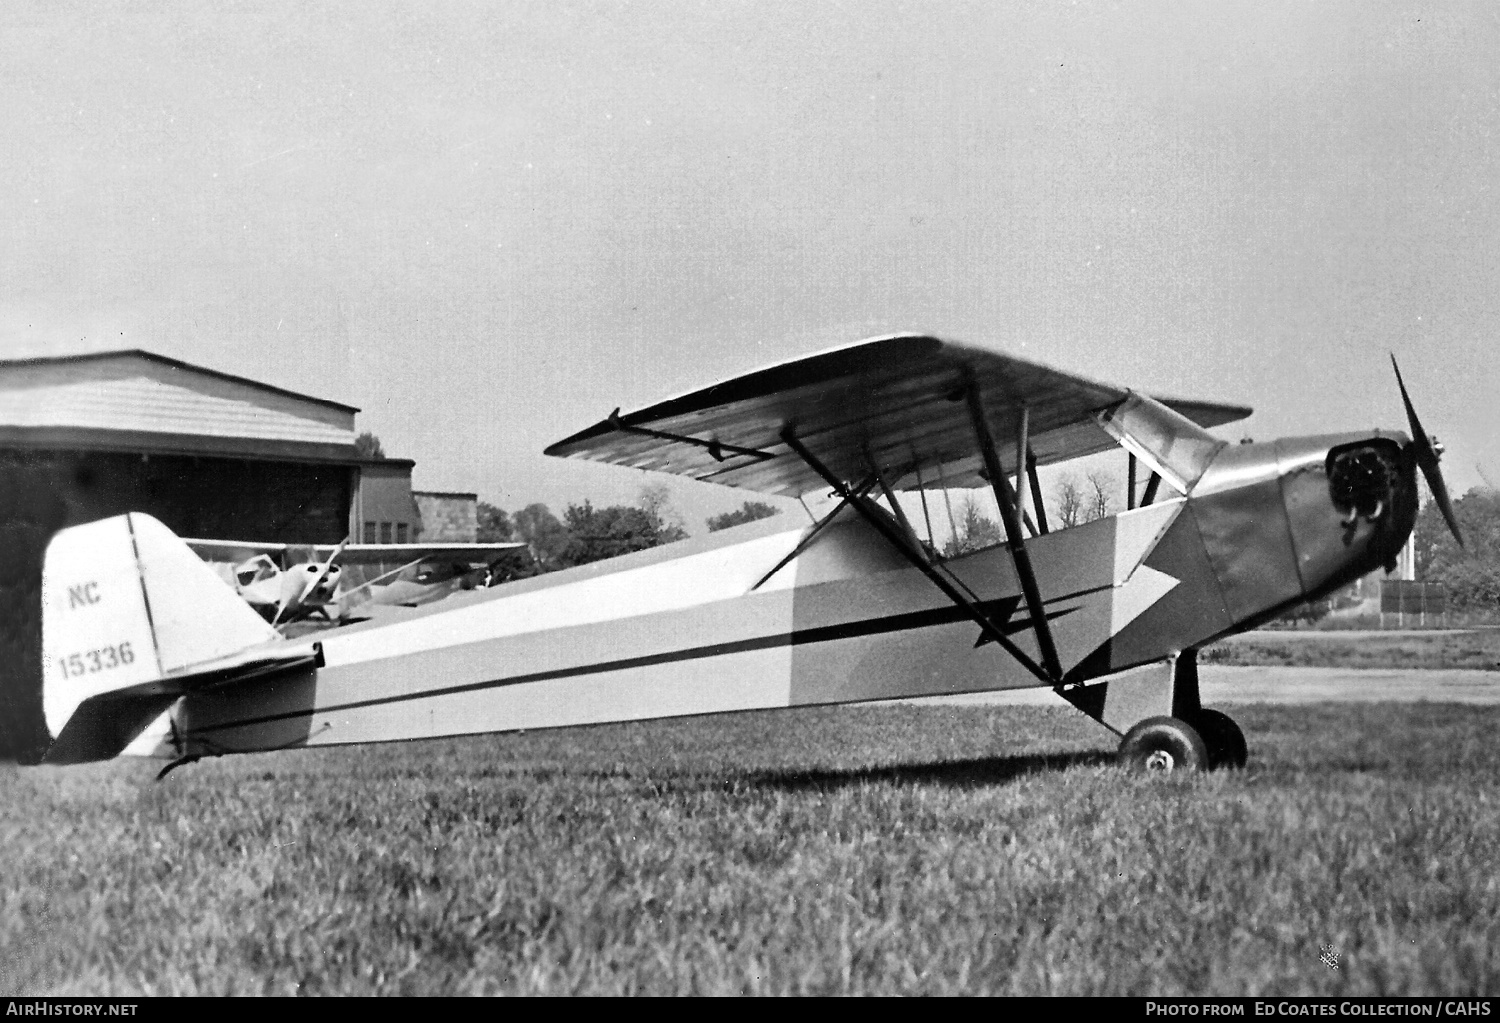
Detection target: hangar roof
<box><xmin>0</xmin><ymin>349</ymin><xmax>362</xmax><ymax>463</ymax></box>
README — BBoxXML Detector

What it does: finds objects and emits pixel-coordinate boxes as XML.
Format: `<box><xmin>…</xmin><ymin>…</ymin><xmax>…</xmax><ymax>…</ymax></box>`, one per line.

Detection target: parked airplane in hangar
<box><xmin>185</xmin><ymin>538</ymin><xmax>527</xmax><ymax>625</ymax></box>
<box><xmin>31</xmin><ymin>335</ymin><xmax>1462</xmax><ymax>775</ymax></box>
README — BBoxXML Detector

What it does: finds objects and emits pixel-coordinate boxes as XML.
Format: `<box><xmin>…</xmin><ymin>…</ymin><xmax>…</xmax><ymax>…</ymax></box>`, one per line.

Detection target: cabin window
<box><xmin>380</xmin><ymin>522</ymin><xmax>393</xmax><ymax>544</ymax></box>
<box><xmin>363</xmin><ymin>521</ymin><xmax>377</xmax><ymax>543</ymax></box>
<box><xmin>236</xmin><ymin>556</ymin><xmax>278</xmax><ymax>587</ymax></box>
<box><xmin>396</xmin><ymin>523</ymin><xmax>409</xmax><ymax>544</ymax></box>
<box><xmin>1097</xmin><ymin>393</ymin><xmax>1225</xmax><ymax>495</ymax></box>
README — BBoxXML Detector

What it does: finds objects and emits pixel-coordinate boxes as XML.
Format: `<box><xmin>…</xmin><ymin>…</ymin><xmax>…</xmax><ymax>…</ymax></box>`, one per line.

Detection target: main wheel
<box><xmin>1118</xmin><ymin>716</ymin><xmax>1210</xmax><ymax>774</ymax></box>
<box><xmin>1192</xmin><ymin>709</ymin><xmax>1248</xmax><ymax>770</ymax></box>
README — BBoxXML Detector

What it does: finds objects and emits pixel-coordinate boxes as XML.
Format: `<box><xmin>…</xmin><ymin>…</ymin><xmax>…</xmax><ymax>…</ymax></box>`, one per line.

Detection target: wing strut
<box><xmin>871</xmin><ymin>457</ymin><xmax>922</xmax><ymax>546</ymax></box>
<box><xmin>912</xmin><ymin>452</ymin><xmax>937</xmax><ymax>546</ymax></box>
<box><xmin>1026</xmin><ymin>449</ymin><xmax>1049</xmax><ymax>535</ymax></box>
<box><xmin>1141</xmin><ymin>471</ymin><xmax>1162</xmax><ymax>508</ymax></box>
<box><xmin>962</xmin><ymin>376</ymin><xmax>1066</xmax><ymax>685</ymax></box>
<box><xmin>750</xmin><ymin>475</ymin><xmax>879</xmax><ymax>592</ymax></box>
<box><xmin>781</xmin><ymin>427</ymin><xmax>1053</xmax><ymax>686</ymax></box>
<box><xmin>1014</xmin><ymin>406</ymin><xmax>1033</xmax><ymax>532</ymax></box>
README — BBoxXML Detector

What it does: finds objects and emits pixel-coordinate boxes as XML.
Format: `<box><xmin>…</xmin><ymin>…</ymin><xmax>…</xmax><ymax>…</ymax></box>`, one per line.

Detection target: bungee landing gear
<box><xmin>1061</xmin><ymin>650</ymin><xmax>1249</xmax><ymax>774</ymax></box>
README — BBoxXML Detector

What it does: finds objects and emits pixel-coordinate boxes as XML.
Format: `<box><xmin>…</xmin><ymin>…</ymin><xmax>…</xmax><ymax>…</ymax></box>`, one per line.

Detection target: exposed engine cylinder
<box><xmin>1327</xmin><ymin>442</ymin><xmax>1403</xmax><ymax>525</ymax></box>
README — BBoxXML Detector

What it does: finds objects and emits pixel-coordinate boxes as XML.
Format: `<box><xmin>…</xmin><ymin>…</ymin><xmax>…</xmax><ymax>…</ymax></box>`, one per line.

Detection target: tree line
<box><xmin>475</xmin><ymin>468</ymin><xmax>1123</xmax><ymax>576</ymax></box>
<box><xmin>1414</xmin><ymin>486</ymin><xmax>1500</xmax><ymax>610</ymax></box>
<box><xmin>476</xmin><ymin>485</ymin><xmax>780</xmax><ymax>576</ymax></box>
<box><xmin>943</xmin><ymin>470</ymin><xmax>1118</xmax><ymax>556</ymax></box>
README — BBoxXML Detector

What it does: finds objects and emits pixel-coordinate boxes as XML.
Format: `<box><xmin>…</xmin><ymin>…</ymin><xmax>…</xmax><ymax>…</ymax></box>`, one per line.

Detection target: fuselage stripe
<box><xmin>188</xmin><ymin>595</ymin><xmax>1082</xmax><ymax>738</ymax></box>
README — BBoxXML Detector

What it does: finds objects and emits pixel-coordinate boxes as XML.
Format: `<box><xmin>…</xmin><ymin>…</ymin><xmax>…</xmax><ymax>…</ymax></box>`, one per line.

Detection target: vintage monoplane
<box><xmin>35</xmin><ymin>335</ymin><xmax>1462</xmax><ymax>774</ymax></box>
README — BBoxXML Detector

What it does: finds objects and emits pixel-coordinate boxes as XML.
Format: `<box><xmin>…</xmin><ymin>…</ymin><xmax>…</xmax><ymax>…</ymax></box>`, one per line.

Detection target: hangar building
<box><xmin>352</xmin><ymin>458</ymin><xmax>422</xmax><ymax>543</ymax></box>
<box><xmin>0</xmin><ymin>349</ymin><xmax>362</xmax><ymax>542</ymax></box>
<box><xmin>0</xmin><ymin>348</ymin><xmax>447</xmax><ymax>763</ymax></box>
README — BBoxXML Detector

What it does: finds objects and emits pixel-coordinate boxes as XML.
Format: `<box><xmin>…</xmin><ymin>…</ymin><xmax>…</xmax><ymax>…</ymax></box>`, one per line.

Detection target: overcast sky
<box><xmin>3</xmin><ymin>1</ymin><xmax>1496</xmax><ymax>528</ymax></box>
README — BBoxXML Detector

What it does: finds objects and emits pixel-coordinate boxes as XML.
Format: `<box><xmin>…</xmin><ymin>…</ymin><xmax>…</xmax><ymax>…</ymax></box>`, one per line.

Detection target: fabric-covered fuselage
<box><xmin>160</xmin><ymin>429</ymin><xmax>1416</xmax><ymax>759</ymax></box>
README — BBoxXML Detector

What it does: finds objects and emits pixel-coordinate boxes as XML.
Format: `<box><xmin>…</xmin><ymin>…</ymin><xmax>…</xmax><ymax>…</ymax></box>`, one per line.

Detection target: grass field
<box><xmin>1203</xmin><ymin>628</ymin><xmax>1500</xmax><ymax>671</ymax></box>
<box><xmin>4</xmin><ymin>699</ymin><xmax>1499</xmax><ymax>996</ymax></box>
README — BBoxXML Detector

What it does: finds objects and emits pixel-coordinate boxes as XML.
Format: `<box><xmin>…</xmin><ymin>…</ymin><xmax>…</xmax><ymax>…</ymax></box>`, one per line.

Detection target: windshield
<box><xmin>1097</xmin><ymin>392</ymin><xmax>1226</xmax><ymax>494</ymax></box>
<box><xmin>236</xmin><ymin>556</ymin><xmax>279</xmax><ymax>587</ymax></box>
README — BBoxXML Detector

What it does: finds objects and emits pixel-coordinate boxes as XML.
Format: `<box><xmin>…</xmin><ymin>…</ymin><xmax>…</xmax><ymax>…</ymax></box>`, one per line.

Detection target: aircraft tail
<box><xmin>40</xmin><ymin>513</ymin><xmax>318</xmax><ymax>764</ymax></box>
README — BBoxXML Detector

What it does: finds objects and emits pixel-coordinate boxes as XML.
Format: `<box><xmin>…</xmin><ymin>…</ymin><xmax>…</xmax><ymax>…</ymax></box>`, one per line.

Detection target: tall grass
<box><xmin>4</xmin><ymin>702</ymin><xmax>1498</xmax><ymax>995</ymax></box>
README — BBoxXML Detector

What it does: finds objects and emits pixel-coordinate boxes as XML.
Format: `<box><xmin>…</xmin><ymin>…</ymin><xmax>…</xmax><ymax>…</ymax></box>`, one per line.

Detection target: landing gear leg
<box><xmin>1061</xmin><ymin>649</ymin><xmax>1245</xmax><ymax>773</ymax></box>
<box><xmin>1166</xmin><ymin>652</ymin><xmax>1248</xmax><ymax>768</ymax></box>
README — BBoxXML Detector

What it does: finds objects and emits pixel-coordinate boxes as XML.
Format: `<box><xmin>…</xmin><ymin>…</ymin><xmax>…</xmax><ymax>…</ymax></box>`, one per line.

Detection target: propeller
<box><xmin>271</xmin><ymin>535</ymin><xmax>351</xmax><ymax>628</ymax></box>
<box><xmin>1391</xmin><ymin>354</ymin><xmax>1464</xmax><ymax>548</ymax></box>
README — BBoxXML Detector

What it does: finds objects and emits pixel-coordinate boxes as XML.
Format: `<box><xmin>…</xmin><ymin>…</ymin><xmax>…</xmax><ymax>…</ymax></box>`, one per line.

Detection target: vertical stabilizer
<box><xmin>42</xmin><ymin>514</ymin><xmax>278</xmax><ymax>745</ymax></box>
<box><xmin>129</xmin><ymin>514</ymin><xmax>279</xmax><ymax>671</ymax></box>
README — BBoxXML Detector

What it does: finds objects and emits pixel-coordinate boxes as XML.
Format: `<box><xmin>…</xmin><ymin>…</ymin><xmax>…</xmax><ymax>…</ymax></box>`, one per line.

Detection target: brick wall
<box><xmin>414</xmin><ymin>492</ymin><xmax>477</xmax><ymax>542</ymax></box>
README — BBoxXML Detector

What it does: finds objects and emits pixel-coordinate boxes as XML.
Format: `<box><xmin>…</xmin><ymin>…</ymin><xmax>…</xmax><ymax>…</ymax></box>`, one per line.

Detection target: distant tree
<box><xmin>558</xmin><ymin>501</ymin><xmax>683</xmax><ymax>568</ymax></box>
<box><xmin>707</xmin><ymin>501</ymin><xmax>781</xmax><ymax>532</ymax></box>
<box><xmin>1085</xmin><ymin>470</ymin><xmax>1115</xmax><ymax>522</ymax></box>
<box><xmin>1415</xmin><ymin>487</ymin><xmax>1500</xmax><ymax>610</ymax></box>
<box><xmin>484</xmin><ymin>548</ymin><xmax>540</xmax><ymax>585</ymax></box>
<box><xmin>354</xmin><ymin>432</ymin><xmax>385</xmax><ymax>460</ymax></box>
<box><xmin>1054</xmin><ymin>475</ymin><xmax>1085</xmax><ymax>529</ymax></box>
<box><xmin>512</xmin><ymin>503</ymin><xmax>572</xmax><ymax>571</ymax></box>
<box><xmin>943</xmin><ymin>496</ymin><xmax>1004</xmax><ymax>557</ymax></box>
<box><xmin>1051</xmin><ymin>469</ymin><xmax>1119</xmax><ymax>529</ymax></box>
<box><xmin>475</xmin><ymin>501</ymin><xmax>514</xmax><ymax>543</ymax></box>
<box><xmin>637</xmin><ymin>482</ymin><xmax>689</xmax><ymax>543</ymax></box>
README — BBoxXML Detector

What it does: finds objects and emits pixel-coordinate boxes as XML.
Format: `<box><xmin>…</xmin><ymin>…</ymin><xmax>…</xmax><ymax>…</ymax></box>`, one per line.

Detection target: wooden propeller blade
<box><xmin>1392</xmin><ymin>354</ymin><xmax>1464</xmax><ymax>548</ymax></box>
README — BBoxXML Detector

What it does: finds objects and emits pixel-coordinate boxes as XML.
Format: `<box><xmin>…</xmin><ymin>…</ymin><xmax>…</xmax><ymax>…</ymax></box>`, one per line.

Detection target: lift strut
<box><xmin>750</xmin><ymin>474</ymin><xmax>879</xmax><ymax>592</ymax></box>
<box><xmin>780</xmin><ymin>427</ymin><xmax>1053</xmax><ymax>687</ymax></box>
<box><xmin>962</xmin><ymin>375</ymin><xmax>1066</xmax><ymax>685</ymax></box>
<box><xmin>1026</xmin><ymin>449</ymin><xmax>1049</xmax><ymax>535</ymax></box>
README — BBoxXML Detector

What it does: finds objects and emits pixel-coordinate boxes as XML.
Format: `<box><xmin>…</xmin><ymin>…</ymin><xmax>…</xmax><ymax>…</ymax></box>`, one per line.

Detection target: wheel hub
<box><xmin>1144</xmin><ymin>749</ymin><xmax>1174</xmax><ymax>773</ymax></box>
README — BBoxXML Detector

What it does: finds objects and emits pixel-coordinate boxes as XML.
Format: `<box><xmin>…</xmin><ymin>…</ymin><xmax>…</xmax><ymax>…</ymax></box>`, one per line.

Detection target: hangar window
<box><xmin>396</xmin><ymin>523</ymin><xmax>409</xmax><ymax>543</ymax></box>
<box><xmin>363</xmin><ymin>521</ymin><xmax>377</xmax><ymax>543</ymax></box>
<box><xmin>381</xmin><ymin>522</ymin><xmax>393</xmax><ymax>544</ymax></box>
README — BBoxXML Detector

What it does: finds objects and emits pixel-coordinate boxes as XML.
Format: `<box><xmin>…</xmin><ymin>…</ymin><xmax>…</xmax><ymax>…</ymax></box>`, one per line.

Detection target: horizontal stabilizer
<box><xmin>43</xmin><ymin>641</ymin><xmax>323</xmax><ymax>764</ymax></box>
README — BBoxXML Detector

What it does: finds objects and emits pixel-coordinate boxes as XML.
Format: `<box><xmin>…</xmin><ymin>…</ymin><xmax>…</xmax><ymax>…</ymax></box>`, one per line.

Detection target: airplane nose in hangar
<box><xmin>316</xmin><ymin>567</ymin><xmax>341</xmax><ymax>596</ymax></box>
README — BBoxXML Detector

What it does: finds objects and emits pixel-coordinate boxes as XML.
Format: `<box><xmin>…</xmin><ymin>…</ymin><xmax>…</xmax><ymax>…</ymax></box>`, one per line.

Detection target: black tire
<box><xmin>1118</xmin><ymin>716</ymin><xmax>1210</xmax><ymax>774</ymax></box>
<box><xmin>1192</xmin><ymin>709</ymin><xmax>1248</xmax><ymax>770</ymax></box>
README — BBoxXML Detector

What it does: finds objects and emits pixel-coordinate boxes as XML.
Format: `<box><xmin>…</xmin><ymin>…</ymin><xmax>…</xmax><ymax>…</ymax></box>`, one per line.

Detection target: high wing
<box><xmin>544</xmin><ymin>334</ymin><xmax>1252</xmax><ymax>497</ymax></box>
<box><xmin>186</xmin><ymin>538</ymin><xmax>290</xmax><ymax>563</ymax></box>
<box><xmin>187</xmin><ymin>539</ymin><xmax>523</xmax><ymax>566</ymax></box>
<box><xmin>323</xmin><ymin>543</ymin><xmax>525</xmax><ymax>566</ymax></box>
